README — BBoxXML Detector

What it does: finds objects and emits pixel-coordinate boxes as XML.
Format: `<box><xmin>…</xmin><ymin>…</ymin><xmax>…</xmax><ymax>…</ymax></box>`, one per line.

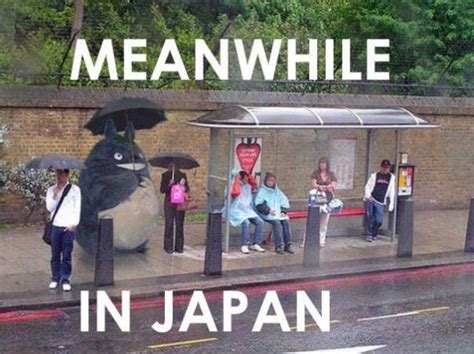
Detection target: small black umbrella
<box><xmin>149</xmin><ymin>152</ymin><xmax>200</xmax><ymax>174</ymax></box>
<box><xmin>85</xmin><ymin>97</ymin><xmax>167</xmax><ymax>135</ymax></box>
<box><xmin>25</xmin><ymin>154</ymin><xmax>86</xmax><ymax>170</ymax></box>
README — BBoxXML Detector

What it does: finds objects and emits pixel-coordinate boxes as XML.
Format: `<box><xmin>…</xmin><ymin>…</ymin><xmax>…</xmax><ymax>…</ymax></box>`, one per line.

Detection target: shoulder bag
<box><xmin>42</xmin><ymin>184</ymin><xmax>72</xmax><ymax>245</ymax></box>
<box><xmin>177</xmin><ymin>197</ymin><xmax>198</xmax><ymax>212</ymax></box>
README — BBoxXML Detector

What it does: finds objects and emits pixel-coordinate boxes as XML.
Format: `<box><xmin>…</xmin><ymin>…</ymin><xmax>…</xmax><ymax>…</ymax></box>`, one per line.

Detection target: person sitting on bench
<box><xmin>255</xmin><ymin>172</ymin><xmax>295</xmax><ymax>255</ymax></box>
<box><xmin>229</xmin><ymin>170</ymin><xmax>265</xmax><ymax>254</ymax></box>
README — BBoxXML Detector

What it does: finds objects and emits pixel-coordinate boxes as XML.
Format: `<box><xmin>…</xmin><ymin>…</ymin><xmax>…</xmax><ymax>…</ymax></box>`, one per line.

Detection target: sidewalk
<box><xmin>0</xmin><ymin>209</ymin><xmax>471</xmax><ymax>310</ymax></box>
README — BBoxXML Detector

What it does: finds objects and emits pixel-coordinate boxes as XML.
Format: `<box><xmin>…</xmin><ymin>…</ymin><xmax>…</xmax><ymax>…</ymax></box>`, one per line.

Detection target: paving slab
<box><xmin>0</xmin><ymin>208</ymin><xmax>470</xmax><ymax>310</ymax></box>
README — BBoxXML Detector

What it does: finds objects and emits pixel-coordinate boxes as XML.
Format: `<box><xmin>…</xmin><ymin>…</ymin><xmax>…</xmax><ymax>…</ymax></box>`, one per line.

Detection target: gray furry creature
<box><xmin>76</xmin><ymin>120</ymin><xmax>159</xmax><ymax>254</ymax></box>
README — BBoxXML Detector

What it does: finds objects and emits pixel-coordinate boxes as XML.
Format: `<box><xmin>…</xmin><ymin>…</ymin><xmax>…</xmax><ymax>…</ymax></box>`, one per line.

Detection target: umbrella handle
<box><xmin>125</xmin><ymin>111</ymin><xmax>135</xmax><ymax>168</ymax></box>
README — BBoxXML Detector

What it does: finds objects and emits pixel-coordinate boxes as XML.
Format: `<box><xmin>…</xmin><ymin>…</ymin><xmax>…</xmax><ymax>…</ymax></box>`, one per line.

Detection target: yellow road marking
<box><xmin>415</xmin><ymin>306</ymin><xmax>449</xmax><ymax>314</ymax></box>
<box><xmin>357</xmin><ymin>306</ymin><xmax>449</xmax><ymax>322</ymax></box>
<box><xmin>290</xmin><ymin>320</ymin><xmax>341</xmax><ymax>331</ymax></box>
<box><xmin>148</xmin><ymin>337</ymin><xmax>219</xmax><ymax>350</ymax></box>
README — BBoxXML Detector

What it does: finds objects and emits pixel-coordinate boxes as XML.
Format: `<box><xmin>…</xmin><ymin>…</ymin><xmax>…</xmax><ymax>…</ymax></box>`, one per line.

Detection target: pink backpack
<box><xmin>170</xmin><ymin>184</ymin><xmax>186</xmax><ymax>204</ymax></box>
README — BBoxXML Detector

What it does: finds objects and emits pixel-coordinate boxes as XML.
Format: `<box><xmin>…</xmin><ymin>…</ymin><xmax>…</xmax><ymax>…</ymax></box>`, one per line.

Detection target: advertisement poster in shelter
<box><xmin>329</xmin><ymin>137</ymin><xmax>357</xmax><ymax>190</ymax></box>
<box><xmin>233</xmin><ymin>137</ymin><xmax>262</xmax><ymax>184</ymax></box>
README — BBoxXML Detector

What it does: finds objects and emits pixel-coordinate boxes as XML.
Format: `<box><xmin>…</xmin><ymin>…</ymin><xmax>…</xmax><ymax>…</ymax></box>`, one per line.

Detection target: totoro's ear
<box><xmin>104</xmin><ymin>119</ymin><xmax>117</xmax><ymax>139</ymax></box>
<box><xmin>124</xmin><ymin>122</ymin><xmax>135</xmax><ymax>141</ymax></box>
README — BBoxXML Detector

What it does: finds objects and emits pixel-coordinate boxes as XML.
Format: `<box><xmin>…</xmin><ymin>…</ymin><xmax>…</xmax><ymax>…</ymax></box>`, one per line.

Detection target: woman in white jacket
<box><xmin>364</xmin><ymin>159</ymin><xmax>396</xmax><ymax>242</ymax></box>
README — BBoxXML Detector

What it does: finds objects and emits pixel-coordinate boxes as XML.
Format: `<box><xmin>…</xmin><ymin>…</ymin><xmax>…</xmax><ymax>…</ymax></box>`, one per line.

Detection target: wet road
<box><xmin>0</xmin><ymin>263</ymin><xmax>473</xmax><ymax>353</ymax></box>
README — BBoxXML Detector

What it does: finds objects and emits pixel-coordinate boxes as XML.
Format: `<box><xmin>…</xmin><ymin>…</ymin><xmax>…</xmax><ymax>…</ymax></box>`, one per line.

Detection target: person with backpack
<box><xmin>160</xmin><ymin>162</ymin><xmax>189</xmax><ymax>254</ymax></box>
<box><xmin>364</xmin><ymin>159</ymin><xmax>396</xmax><ymax>242</ymax></box>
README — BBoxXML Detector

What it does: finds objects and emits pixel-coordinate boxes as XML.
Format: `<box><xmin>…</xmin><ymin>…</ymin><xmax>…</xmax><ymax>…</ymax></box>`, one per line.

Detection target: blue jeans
<box><xmin>366</xmin><ymin>200</ymin><xmax>385</xmax><ymax>238</ymax></box>
<box><xmin>267</xmin><ymin>219</ymin><xmax>292</xmax><ymax>248</ymax></box>
<box><xmin>241</xmin><ymin>217</ymin><xmax>264</xmax><ymax>246</ymax></box>
<box><xmin>50</xmin><ymin>226</ymin><xmax>75</xmax><ymax>283</ymax></box>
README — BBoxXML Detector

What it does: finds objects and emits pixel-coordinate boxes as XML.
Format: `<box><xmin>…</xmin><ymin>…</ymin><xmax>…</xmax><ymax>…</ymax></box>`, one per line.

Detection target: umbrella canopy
<box><xmin>149</xmin><ymin>152</ymin><xmax>200</xmax><ymax>170</ymax></box>
<box><xmin>85</xmin><ymin>97</ymin><xmax>167</xmax><ymax>135</ymax></box>
<box><xmin>25</xmin><ymin>154</ymin><xmax>86</xmax><ymax>170</ymax></box>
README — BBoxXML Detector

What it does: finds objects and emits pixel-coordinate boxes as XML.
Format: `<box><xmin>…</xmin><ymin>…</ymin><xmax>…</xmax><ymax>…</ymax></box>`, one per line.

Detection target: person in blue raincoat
<box><xmin>229</xmin><ymin>170</ymin><xmax>265</xmax><ymax>254</ymax></box>
<box><xmin>255</xmin><ymin>172</ymin><xmax>295</xmax><ymax>255</ymax></box>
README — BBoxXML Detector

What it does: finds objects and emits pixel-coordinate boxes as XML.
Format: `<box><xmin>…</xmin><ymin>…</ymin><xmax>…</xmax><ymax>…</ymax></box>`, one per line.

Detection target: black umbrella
<box><xmin>25</xmin><ymin>154</ymin><xmax>86</xmax><ymax>170</ymax></box>
<box><xmin>149</xmin><ymin>152</ymin><xmax>200</xmax><ymax>171</ymax></box>
<box><xmin>85</xmin><ymin>97</ymin><xmax>167</xmax><ymax>135</ymax></box>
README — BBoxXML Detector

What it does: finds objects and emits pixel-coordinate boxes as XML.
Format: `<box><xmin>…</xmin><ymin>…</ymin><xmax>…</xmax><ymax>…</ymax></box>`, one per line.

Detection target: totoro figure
<box><xmin>76</xmin><ymin>119</ymin><xmax>159</xmax><ymax>254</ymax></box>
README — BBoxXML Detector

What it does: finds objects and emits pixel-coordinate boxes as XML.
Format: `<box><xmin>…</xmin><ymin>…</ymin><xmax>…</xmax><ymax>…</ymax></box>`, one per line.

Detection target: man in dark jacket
<box><xmin>160</xmin><ymin>162</ymin><xmax>189</xmax><ymax>253</ymax></box>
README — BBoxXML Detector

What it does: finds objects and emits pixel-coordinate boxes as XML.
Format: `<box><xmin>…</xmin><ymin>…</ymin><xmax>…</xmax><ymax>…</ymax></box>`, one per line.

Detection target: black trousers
<box><xmin>164</xmin><ymin>199</ymin><xmax>185</xmax><ymax>252</ymax></box>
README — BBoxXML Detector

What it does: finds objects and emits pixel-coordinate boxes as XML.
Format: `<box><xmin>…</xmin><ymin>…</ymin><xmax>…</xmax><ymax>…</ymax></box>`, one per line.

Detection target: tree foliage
<box><xmin>0</xmin><ymin>164</ymin><xmax>79</xmax><ymax>223</ymax></box>
<box><xmin>0</xmin><ymin>0</ymin><xmax>472</xmax><ymax>93</ymax></box>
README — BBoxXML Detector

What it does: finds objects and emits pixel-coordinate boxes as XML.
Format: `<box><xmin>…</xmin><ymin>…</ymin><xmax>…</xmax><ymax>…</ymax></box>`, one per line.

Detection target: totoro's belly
<box><xmin>99</xmin><ymin>178</ymin><xmax>159</xmax><ymax>251</ymax></box>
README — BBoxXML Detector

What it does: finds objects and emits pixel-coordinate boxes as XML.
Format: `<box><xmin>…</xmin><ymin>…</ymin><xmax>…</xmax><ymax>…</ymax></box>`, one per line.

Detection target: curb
<box><xmin>0</xmin><ymin>251</ymin><xmax>473</xmax><ymax>313</ymax></box>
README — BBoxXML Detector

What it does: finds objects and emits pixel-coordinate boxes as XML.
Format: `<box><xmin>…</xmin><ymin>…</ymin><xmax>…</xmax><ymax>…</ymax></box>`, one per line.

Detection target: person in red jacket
<box><xmin>231</xmin><ymin>170</ymin><xmax>257</xmax><ymax>198</ymax></box>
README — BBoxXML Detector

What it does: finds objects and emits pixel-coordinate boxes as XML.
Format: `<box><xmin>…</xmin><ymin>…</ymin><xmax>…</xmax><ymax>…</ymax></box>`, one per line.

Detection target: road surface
<box><xmin>0</xmin><ymin>263</ymin><xmax>473</xmax><ymax>353</ymax></box>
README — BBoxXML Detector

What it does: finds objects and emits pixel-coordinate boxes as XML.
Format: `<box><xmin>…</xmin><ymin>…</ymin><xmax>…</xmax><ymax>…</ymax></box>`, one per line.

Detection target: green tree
<box><xmin>0</xmin><ymin>0</ymin><xmax>471</xmax><ymax>93</ymax></box>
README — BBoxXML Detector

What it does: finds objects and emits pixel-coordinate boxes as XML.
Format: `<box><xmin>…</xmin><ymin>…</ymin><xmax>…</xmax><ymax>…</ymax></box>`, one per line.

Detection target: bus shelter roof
<box><xmin>188</xmin><ymin>105</ymin><xmax>437</xmax><ymax>129</ymax></box>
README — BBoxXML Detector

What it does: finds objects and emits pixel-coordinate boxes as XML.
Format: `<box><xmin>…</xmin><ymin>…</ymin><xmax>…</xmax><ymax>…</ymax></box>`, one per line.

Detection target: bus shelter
<box><xmin>188</xmin><ymin>106</ymin><xmax>437</xmax><ymax>253</ymax></box>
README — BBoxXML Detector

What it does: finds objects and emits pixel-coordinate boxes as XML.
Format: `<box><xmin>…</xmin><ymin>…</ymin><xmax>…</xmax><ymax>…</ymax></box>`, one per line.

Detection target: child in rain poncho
<box><xmin>255</xmin><ymin>172</ymin><xmax>294</xmax><ymax>255</ymax></box>
<box><xmin>228</xmin><ymin>170</ymin><xmax>265</xmax><ymax>254</ymax></box>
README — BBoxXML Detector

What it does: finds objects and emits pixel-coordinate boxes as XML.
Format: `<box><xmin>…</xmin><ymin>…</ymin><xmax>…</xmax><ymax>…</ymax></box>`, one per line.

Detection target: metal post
<box><xmin>94</xmin><ymin>216</ymin><xmax>114</xmax><ymax>286</ymax></box>
<box><xmin>366</xmin><ymin>129</ymin><xmax>375</xmax><ymax>180</ymax></box>
<box><xmin>223</xmin><ymin>129</ymin><xmax>235</xmax><ymax>253</ymax></box>
<box><xmin>396</xmin><ymin>198</ymin><xmax>414</xmax><ymax>258</ymax></box>
<box><xmin>207</xmin><ymin>128</ymin><xmax>218</xmax><ymax>212</ymax></box>
<box><xmin>303</xmin><ymin>206</ymin><xmax>321</xmax><ymax>267</ymax></box>
<box><xmin>390</xmin><ymin>129</ymin><xmax>401</xmax><ymax>242</ymax></box>
<box><xmin>465</xmin><ymin>198</ymin><xmax>474</xmax><ymax>252</ymax></box>
<box><xmin>364</xmin><ymin>129</ymin><xmax>375</xmax><ymax>234</ymax></box>
<box><xmin>204</xmin><ymin>211</ymin><xmax>223</xmax><ymax>275</ymax></box>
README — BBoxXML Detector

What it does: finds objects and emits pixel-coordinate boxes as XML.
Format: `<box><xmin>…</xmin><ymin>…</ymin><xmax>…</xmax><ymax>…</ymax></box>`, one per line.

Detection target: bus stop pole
<box><xmin>364</xmin><ymin>129</ymin><xmax>375</xmax><ymax>234</ymax></box>
<box><xmin>366</xmin><ymin>129</ymin><xmax>374</xmax><ymax>180</ymax></box>
<box><xmin>465</xmin><ymin>198</ymin><xmax>474</xmax><ymax>252</ymax></box>
<box><xmin>207</xmin><ymin>128</ymin><xmax>218</xmax><ymax>212</ymax></box>
<box><xmin>223</xmin><ymin>129</ymin><xmax>235</xmax><ymax>253</ymax></box>
<box><xmin>390</xmin><ymin>129</ymin><xmax>401</xmax><ymax>242</ymax></box>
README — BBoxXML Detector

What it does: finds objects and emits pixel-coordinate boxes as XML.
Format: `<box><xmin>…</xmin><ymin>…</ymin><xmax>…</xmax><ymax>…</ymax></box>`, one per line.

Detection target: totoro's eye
<box><xmin>114</xmin><ymin>153</ymin><xmax>123</xmax><ymax>161</ymax></box>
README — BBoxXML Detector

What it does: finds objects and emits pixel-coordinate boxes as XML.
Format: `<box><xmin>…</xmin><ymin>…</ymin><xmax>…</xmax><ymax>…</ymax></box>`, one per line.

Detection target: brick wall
<box><xmin>0</xmin><ymin>86</ymin><xmax>472</xmax><ymax>222</ymax></box>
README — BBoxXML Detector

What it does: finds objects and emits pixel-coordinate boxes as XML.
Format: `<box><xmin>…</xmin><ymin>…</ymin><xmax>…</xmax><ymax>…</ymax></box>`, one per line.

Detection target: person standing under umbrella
<box><xmin>160</xmin><ymin>162</ymin><xmax>190</xmax><ymax>254</ymax></box>
<box><xmin>46</xmin><ymin>169</ymin><xmax>81</xmax><ymax>291</ymax></box>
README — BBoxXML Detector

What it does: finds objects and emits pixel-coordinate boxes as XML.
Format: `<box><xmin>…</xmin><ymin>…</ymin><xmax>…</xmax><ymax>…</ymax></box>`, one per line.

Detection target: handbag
<box><xmin>176</xmin><ymin>198</ymin><xmax>198</xmax><ymax>212</ymax></box>
<box><xmin>170</xmin><ymin>184</ymin><xmax>186</xmax><ymax>204</ymax></box>
<box><xmin>328</xmin><ymin>192</ymin><xmax>344</xmax><ymax>212</ymax></box>
<box><xmin>42</xmin><ymin>184</ymin><xmax>72</xmax><ymax>245</ymax></box>
<box><xmin>315</xmin><ymin>190</ymin><xmax>328</xmax><ymax>205</ymax></box>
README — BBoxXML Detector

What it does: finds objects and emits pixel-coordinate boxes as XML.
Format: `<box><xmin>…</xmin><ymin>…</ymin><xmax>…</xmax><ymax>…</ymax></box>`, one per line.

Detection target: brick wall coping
<box><xmin>0</xmin><ymin>85</ymin><xmax>472</xmax><ymax>116</ymax></box>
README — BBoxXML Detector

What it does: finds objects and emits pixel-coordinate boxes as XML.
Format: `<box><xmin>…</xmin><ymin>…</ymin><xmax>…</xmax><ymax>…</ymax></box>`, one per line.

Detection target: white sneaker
<box><xmin>49</xmin><ymin>281</ymin><xmax>58</xmax><ymax>289</ymax></box>
<box><xmin>250</xmin><ymin>244</ymin><xmax>265</xmax><ymax>252</ymax></box>
<box><xmin>300</xmin><ymin>243</ymin><xmax>305</xmax><ymax>248</ymax></box>
<box><xmin>241</xmin><ymin>245</ymin><xmax>250</xmax><ymax>254</ymax></box>
<box><xmin>62</xmin><ymin>282</ymin><xmax>72</xmax><ymax>292</ymax></box>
